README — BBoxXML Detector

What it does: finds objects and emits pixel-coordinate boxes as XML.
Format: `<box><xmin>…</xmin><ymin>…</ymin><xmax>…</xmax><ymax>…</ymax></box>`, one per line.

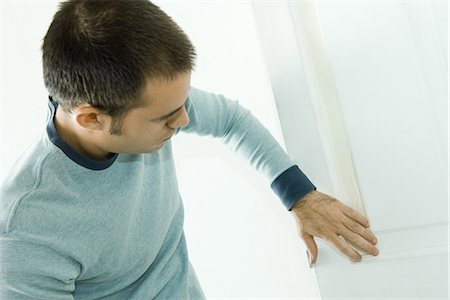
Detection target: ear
<box><xmin>73</xmin><ymin>105</ymin><xmax>111</xmax><ymax>132</ymax></box>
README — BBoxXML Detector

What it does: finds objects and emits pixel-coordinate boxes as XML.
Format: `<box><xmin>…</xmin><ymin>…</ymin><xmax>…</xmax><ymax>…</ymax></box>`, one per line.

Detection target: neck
<box><xmin>54</xmin><ymin>107</ymin><xmax>112</xmax><ymax>162</ymax></box>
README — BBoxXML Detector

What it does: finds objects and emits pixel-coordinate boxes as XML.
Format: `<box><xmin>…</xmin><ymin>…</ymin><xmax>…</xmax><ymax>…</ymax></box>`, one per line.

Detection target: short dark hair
<box><xmin>42</xmin><ymin>0</ymin><xmax>196</xmax><ymax>135</ymax></box>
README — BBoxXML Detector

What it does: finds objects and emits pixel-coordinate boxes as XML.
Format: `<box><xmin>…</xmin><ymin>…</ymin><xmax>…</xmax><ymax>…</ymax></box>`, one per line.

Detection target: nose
<box><xmin>167</xmin><ymin>105</ymin><xmax>190</xmax><ymax>130</ymax></box>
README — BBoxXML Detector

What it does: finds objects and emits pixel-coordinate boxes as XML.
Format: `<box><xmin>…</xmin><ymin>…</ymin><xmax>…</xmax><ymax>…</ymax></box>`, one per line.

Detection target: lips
<box><xmin>162</xmin><ymin>132</ymin><xmax>174</xmax><ymax>142</ymax></box>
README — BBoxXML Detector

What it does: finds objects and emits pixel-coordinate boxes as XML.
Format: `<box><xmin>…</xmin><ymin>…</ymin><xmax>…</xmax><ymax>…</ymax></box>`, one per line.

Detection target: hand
<box><xmin>291</xmin><ymin>190</ymin><xmax>379</xmax><ymax>265</ymax></box>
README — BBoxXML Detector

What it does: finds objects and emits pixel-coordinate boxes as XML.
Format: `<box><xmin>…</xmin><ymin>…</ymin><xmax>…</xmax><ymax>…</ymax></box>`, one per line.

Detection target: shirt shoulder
<box><xmin>0</xmin><ymin>133</ymin><xmax>58</xmax><ymax>234</ymax></box>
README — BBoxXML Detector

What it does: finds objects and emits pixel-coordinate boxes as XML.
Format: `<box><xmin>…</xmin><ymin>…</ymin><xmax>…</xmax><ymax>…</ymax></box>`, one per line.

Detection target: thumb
<box><xmin>303</xmin><ymin>233</ymin><xmax>318</xmax><ymax>266</ymax></box>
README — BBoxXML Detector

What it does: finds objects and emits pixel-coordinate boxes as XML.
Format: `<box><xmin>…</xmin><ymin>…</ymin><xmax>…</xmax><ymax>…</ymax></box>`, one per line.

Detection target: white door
<box><xmin>252</xmin><ymin>0</ymin><xmax>448</xmax><ymax>298</ymax></box>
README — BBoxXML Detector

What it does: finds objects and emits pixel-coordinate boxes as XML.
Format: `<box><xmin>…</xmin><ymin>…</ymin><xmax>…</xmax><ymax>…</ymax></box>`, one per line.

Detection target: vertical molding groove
<box><xmin>287</xmin><ymin>1</ymin><xmax>367</xmax><ymax>217</ymax></box>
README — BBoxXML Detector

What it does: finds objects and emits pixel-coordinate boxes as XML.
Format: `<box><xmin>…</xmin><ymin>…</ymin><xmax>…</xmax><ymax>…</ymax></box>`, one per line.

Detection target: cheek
<box><xmin>141</xmin><ymin>123</ymin><xmax>165</xmax><ymax>139</ymax></box>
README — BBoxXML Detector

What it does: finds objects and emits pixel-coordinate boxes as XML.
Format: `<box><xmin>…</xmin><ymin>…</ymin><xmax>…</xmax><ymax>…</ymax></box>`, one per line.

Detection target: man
<box><xmin>0</xmin><ymin>0</ymin><xmax>379</xmax><ymax>298</ymax></box>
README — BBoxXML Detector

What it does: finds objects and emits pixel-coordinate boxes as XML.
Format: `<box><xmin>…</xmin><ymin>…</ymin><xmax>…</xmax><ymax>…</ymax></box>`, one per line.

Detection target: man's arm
<box><xmin>178</xmin><ymin>87</ymin><xmax>379</xmax><ymax>263</ymax></box>
<box><xmin>178</xmin><ymin>87</ymin><xmax>314</xmax><ymax>200</ymax></box>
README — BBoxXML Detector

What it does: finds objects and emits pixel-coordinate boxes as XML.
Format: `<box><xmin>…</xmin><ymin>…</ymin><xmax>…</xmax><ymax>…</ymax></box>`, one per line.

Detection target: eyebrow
<box><xmin>154</xmin><ymin>99</ymin><xmax>187</xmax><ymax>120</ymax></box>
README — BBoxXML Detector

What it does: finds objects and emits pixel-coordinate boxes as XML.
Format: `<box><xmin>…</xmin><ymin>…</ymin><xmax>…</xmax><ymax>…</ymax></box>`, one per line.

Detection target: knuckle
<box><xmin>347</xmin><ymin>222</ymin><xmax>358</xmax><ymax>231</ymax></box>
<box><xmin>315</xmin><ymin>226</ymin><xmax>326</xmax><ymax>236</ymax></box>
<box><xmin>338</xmin><ymin>214</ymin><xmax>348</xmax><ymax>224</ymax></box>
<box><xmin>363</xmin><ymin>227</ymin><xmax>373</xmax><ymax>237</ymax></box>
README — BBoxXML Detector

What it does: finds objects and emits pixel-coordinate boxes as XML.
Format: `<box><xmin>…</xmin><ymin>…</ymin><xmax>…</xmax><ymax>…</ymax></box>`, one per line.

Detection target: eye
<box><xmin>159</xmin><ymin>115</ymin><xmax>172</xmax><ymax>122</ymax></box>
<box><xmin>155</xmin><ymin>103</ymin><xmax>186</xmax><ymax>122</ymax></box>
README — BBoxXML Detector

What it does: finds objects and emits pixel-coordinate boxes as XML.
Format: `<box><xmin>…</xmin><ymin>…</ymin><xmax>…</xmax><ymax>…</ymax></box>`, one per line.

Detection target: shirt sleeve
<box><xmin>178</xmin><ymin>87</ymin><xmax>316</xmax><ymax>210</ymax></box>
<box><xmin>0</xmin><ymin>234</ymin><xmax>79</xmax><ymax>299</ymax></box>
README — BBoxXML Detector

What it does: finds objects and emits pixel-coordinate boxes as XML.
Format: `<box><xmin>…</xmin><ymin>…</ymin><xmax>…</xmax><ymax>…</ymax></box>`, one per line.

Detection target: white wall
<box><xmin>1</xmin><ymin>1</ymin><xmax>321</xmax><ymax>298</ymax></box>
<box><xmin>1</xmin><ymin>1</ymin><xmax>56</xmax><ymax>182</ymax></box>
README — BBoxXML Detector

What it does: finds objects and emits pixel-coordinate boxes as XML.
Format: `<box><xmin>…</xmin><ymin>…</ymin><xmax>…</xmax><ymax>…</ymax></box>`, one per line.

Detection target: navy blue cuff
<box><xmin>271</xmin><ymin>165</ymin><xmax>316</xmax><ymax>211</ymax></box>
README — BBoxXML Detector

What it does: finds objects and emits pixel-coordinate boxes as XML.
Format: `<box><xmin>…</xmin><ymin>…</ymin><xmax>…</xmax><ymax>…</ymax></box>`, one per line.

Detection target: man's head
<box><xmin>42</xmin><ymin>0</ymin><xmax>196</xmax><ymax>158</ymax></box>
<box><xmin>42</xmin><ymin>0</ymin><xmax>196</xmax><ymax>157</ymax></box>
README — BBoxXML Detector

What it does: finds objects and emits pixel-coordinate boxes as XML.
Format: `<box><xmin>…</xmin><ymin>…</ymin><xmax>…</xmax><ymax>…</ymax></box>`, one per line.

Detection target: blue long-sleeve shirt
<box><xmin>0</xmin><ymin>87</ymin><xmax>316</xmax><ymax>299</ymax></box>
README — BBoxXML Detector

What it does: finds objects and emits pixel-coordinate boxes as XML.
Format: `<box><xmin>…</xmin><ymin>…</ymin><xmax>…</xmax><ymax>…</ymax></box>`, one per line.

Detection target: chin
<box><xmin>148</xmin><ymin>143</ymin><xmax>165</xmax><ymax>152</ymax></box>
<box><xmin>140</xmin><ymin>139</ymin><xmax>168</xmax><ymax>153</ymax></box>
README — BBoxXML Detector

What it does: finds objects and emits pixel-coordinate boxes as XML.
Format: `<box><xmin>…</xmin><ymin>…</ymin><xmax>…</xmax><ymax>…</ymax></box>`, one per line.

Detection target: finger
<box><xmin>342</xmin><ymin>218</ymin><xmax>378</xmax><ymax>245</ymax></box>
<box><xmin>341</xmin><ymin>235</ymin><xmax>367</xmax><ymax>254</ymax></box>
<box><xmin>339</xmin><ymin>224</ymin><xmax>379</xmax><ymax>256</ymax></box>
<box><xmin>302</xmin><ymin>233</ymin><xmax>318</xmax><ymax>265</ymax></box>
<box><xmin>341</xmin><ymin>235</ymin><xmax>379</xmax><ymax>257</ymax></box>
<box><xmin>328</xmin><ymin>234</ymin><xmax>362</xmax><ymax>262</ymax></box>
<box><xmin>342</xmin><ymin>206</ymin><xmax>370</xmax><ymax>228</ymax></box>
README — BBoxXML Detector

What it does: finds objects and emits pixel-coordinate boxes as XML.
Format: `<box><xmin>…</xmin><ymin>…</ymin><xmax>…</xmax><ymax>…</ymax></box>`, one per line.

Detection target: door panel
<box><xmin>252</xmin><ymin>0</ymin><xmax>448</xmax><ymax>298</ymax></box>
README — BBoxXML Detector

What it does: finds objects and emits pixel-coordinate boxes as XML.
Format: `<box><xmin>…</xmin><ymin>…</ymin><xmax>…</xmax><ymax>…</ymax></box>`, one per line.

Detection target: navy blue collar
<box><xmin>46</xmin><ymin>96</ymin><xmax>119</xmax><ymax>170</ymax></box>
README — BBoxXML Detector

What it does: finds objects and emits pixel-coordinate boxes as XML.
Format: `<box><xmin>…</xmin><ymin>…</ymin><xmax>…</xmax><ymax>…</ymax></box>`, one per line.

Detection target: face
<box><xmin>93</xmin><ymin>72</ymin><xmax>191</xmax><ymax>155</ymax></box>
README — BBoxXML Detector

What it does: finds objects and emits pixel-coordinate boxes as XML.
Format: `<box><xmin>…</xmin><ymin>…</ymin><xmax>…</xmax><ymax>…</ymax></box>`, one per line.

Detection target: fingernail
<box><xmin>307</xmin><ymin>252</ymin><xmax>315</xmax><ymax>268</ymax></box>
